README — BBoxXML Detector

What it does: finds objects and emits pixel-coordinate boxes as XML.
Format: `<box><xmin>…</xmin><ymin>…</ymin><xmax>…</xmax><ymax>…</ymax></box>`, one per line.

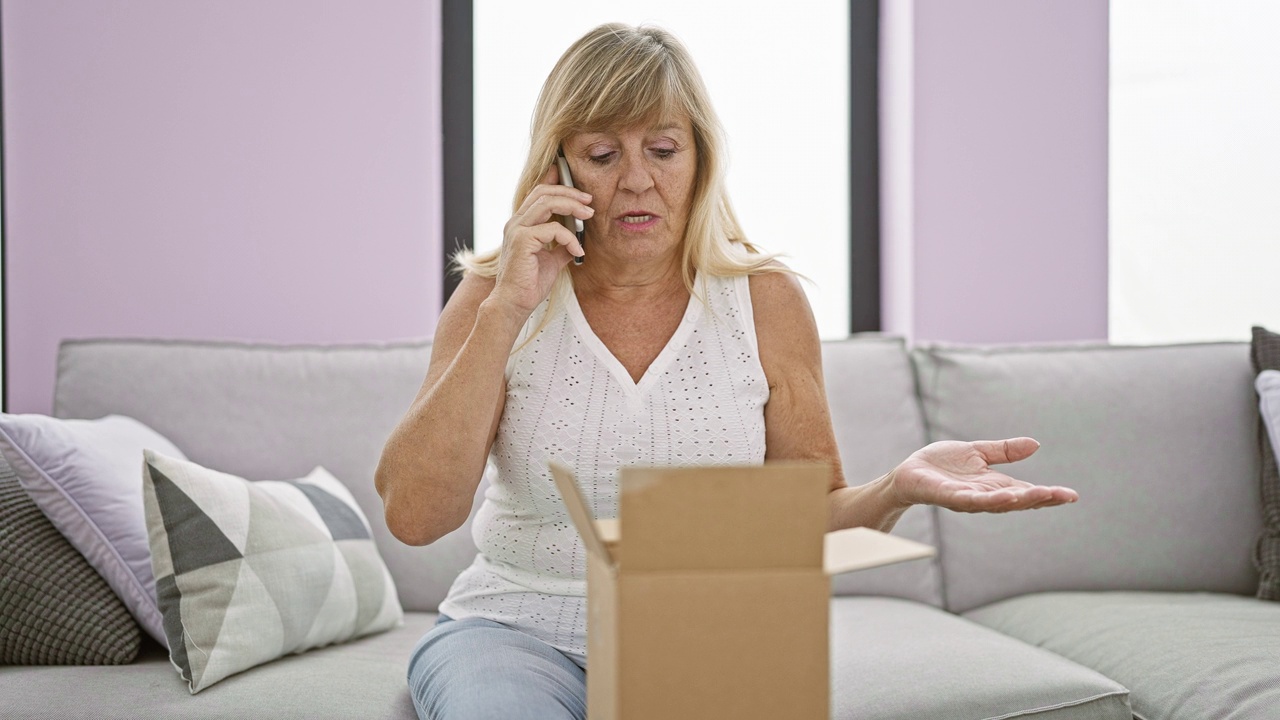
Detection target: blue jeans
<box><xmin>407</xmin><ymin>614</ymin><xmax>587</xmax><ymax>720</ymax></box>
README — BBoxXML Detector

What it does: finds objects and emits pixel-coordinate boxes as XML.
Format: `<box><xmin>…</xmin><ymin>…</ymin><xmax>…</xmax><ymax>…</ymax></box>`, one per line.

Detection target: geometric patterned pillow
<box><xmin>141</xmin><ymin>450</ymin><xmax>403</xmax><ymax>693</ymax></box>
<box><xmin>1252</xmin><ymin>326</ymin><xmax>1280</xmax><ymax>601</ymax></box>
<box><xmin>0</xmin><ymin>454</ymin><xmax>141</xmax><ymax>665</ymax></box>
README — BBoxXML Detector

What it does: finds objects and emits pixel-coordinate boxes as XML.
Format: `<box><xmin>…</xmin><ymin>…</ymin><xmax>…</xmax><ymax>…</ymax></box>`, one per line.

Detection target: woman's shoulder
<box><xmin>746</xmin><ymin>263</ymin><xmax>818</xmax><ymax>369</ymax></box>
<box><xmin>746</xmin><ymin>261</ymin><xmax>808</xmax><ymax>312</ymax></box>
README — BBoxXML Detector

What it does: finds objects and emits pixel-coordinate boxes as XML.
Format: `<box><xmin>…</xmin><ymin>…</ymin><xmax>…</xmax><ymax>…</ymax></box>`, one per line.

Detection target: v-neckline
<box><xmin>565</xmin><ymin>275</ymin><xmax>703</xmax><ymax>399</ymax></box>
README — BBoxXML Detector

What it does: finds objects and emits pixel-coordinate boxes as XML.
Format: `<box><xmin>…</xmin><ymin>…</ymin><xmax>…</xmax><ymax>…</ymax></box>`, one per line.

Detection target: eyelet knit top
<box><xmin>436</xmin><ymin>271</ymin><xmax>769</xmax><ymax>667</ymax></box>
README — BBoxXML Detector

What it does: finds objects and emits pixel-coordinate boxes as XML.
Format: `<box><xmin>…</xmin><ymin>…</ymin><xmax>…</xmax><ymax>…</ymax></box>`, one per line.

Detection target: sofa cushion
<box><xmin>0</xmin><ymin>453</ymin><xmax>141</xmax><ymax>665</ymax></box>
<box><xmin>831</xmin><ymin>596</ymin><xmax>1130</xmax><ymax>720</ymax></box>
<box><xmin>965</xmin><ymin>591</ymin><xmax>1280</xmax><ymax>720</ymax></box>
<box><xmin>143</xmin><ymin>451</ymin><xmax>403</xmax><ymax>693</ymax></box>
<box><xmin>822</xmin><ymin>337</ymin><xmax>942</xmax><ymax>606</ymax></box>
<box><xmin>0</xmin><ymin>612</ymin><xmax>434</xmax><ymax>719</ymax></box>
<box><xmin>53</xmin><ymin>339</ymin><xmax>483</xmax><ymax>614</ymax></box>
<box><xmin>1250</xmin><ymin>326</ymin><xmax>1280</xmax><ymax>600</ymax></box>
<box><xmin>0</xmin><ymin>412</ymin><xmax>187</xmax><ymax>645</ymax></box>
<box><xmin>914</xmin><ymin>342</ymin><xmax>1261</xmax><ymax>613</ymax></box>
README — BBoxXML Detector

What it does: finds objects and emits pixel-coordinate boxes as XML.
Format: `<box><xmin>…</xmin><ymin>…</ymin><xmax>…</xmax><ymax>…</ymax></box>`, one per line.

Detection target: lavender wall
<box><xmin>2</xmin><ymin>0</ymin><xmax>442</xmax><ymax>414</ymax></box>
<box><xmin>881</xmin><ymin>0</ymin><xmax>1109</xmax><ymax>343</ymax></box>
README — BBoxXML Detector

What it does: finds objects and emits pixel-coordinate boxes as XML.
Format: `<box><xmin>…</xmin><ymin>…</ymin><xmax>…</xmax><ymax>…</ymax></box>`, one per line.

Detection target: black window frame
<box><xmin>443</xmin><ymin>1</ymin><xmax>882</xmax><ymax>333</ymax></box>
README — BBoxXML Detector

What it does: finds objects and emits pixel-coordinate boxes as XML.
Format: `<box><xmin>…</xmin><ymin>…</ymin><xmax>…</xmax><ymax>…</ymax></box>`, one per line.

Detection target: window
<box><xmin>1110</xmin><ymin>0</ymin><xmax>1280</xmax><ymax>343</ymax></box>
<box><xmin>467</xmin><ymin>2</ymin><xmax>856</xmax><ymax>338</ymax></box>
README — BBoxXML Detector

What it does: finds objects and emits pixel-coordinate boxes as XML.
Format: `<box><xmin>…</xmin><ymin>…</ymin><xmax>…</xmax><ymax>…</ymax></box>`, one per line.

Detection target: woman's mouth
<box><xmin>617</xmin><ymin>213</ymin><xmax>660</xmax><ymax>231</ymax></box>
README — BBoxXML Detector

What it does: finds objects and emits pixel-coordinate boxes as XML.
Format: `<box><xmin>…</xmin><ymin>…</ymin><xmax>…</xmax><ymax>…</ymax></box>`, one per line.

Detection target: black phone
<box><xmin>556</xmin><ymin>148</ymin><xmax>585</xmax><ymax>265</ymax></box>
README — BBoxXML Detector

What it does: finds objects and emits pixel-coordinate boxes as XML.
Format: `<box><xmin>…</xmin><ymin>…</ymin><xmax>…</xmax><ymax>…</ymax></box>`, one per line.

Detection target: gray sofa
<box><xmin>1</xmin><ymin>335</ymin><xmax>1276</xmax><ymax>719</ymax></box>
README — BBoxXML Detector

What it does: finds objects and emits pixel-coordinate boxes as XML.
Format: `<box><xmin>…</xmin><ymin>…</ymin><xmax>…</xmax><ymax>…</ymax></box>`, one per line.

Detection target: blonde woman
<box><xmin>376</xmin><ymin>23</ymin><xmax>1078</xmax><ymax>719</ymax></box>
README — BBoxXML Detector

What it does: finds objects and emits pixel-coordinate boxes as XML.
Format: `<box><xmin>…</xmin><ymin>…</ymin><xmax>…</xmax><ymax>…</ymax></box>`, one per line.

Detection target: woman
<box><xmin>375</xmin><ymin>23</ymin><xmax>1078</xmax><ymax>720</ymax></box>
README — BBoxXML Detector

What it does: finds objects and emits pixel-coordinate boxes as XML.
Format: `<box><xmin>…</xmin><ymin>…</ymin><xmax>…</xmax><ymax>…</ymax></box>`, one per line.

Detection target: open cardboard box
<box><xmin>549</xmin><ymin>461</ymin><xmax>936</xmax><ymax>720</ymax></box>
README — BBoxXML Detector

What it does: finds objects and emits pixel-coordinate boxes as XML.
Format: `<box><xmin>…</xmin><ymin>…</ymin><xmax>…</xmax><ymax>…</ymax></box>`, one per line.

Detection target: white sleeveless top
<box><xmin>436</xmin><ymin>271</ymin><xmax>769</xmax><ymax>666</ymax></box>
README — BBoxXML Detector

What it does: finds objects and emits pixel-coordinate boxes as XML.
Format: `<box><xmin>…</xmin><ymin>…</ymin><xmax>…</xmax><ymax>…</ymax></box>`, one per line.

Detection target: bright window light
<box><xmin>1110</xmin><ymin>0</ymin><xmax>1280</xmax><ymax>343</ymax></box>
<box><xmin>474</xmin><ymin>2</ymin><xmax>850</xmax><ymax>338</ymax></box>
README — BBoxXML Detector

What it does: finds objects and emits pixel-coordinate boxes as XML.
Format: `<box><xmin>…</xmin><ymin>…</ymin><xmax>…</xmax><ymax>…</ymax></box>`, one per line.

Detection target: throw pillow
<box><xmin>1252</xmin><ymin>326</ymin><xmax>1280</xmax><ymax>600</ymax></box>
<box><xmin>0</xmin><ymin>453</ymin><xmax>142</xmax><ymax>664</ymax></box>
<box><xmin>142</xmin><ymin>450</ymin><xmax>403</xmax><ymax>693</ymax></box>
<box><xmin>0</xmin><ymin>413</ymin><xmax>186</xmax><ymax>646</ymax></box>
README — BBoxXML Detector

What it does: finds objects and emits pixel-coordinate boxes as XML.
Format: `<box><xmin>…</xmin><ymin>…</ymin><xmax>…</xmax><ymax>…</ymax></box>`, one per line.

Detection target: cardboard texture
<box><xmin>549</xmin><ymin>462</ymin><xmax>936</xmax><ymax>720</ymax></box>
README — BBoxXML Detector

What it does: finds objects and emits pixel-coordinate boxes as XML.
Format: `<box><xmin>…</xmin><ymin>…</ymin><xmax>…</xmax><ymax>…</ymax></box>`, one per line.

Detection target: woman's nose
<box><xmin>617</xmin><ymin>155</ymin><xmax>655</xmax><ymax>194</ymax></box>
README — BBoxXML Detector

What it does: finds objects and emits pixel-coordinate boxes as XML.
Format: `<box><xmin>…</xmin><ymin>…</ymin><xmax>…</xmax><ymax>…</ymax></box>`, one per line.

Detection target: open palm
<box><xmin>891</xmin><ymin>438</ymin><xmax>1079</xmax><ymax>513</ymax></box>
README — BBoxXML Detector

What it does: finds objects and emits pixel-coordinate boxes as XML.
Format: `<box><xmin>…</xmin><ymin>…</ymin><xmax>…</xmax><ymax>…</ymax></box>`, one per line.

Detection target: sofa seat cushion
<box><xmin>964</xmin><ymin>591</ymin><xmax>1280</xmax><ymax>720</ymax></box>
<box><xmin>832</xmin><ymin>597</ymin><xmax>1131</xmax><ymax>720</ymax></box>
<box><xmin>0</xmin><ymin>612</ymin><xmax>435</xmax><ymax>719</ymax></box>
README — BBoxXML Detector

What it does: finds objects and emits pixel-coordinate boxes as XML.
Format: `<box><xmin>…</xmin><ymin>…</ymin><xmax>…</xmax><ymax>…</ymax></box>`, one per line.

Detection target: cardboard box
<box><xmin>549</xmin><ymin>462</ymin><xmax>936</xmax><ymax>720</ymax></box>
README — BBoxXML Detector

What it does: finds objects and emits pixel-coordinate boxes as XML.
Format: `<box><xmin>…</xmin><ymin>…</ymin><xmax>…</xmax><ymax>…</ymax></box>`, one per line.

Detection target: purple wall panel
<box><xmin>883</xmin><ymin>0</ymin><xmax>1109</xmax><ymax>344</ymax></box>
<box><xmin>3</xmin><ymin>0</ymin><xmax>442</xmax><ymax>414</ymax></box>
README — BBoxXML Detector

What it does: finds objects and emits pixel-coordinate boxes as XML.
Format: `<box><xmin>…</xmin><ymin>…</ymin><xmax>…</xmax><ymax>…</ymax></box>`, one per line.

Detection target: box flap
<box><xmin>619</xmin><ymin>463</ymin><xmax>828</xmax><ymax>572</ymax></box>
<box><xmin>595</xmin><ymin>518</ymin><xmax>620</xmax><ymax>559</ymax></box>
<box><xmin>549</xmin><ymin>461</ymin><xmax>614</xmax><ymax>566</ymax></box>
<box><xmin>596</xmin><ymin>518</ymin><xmax>620</xmax><ymax>544</ymax></box>
<box><xmin>823</xmin><ymin>527</ymin><xmax>935</xmax><ymax>575</ymax></box>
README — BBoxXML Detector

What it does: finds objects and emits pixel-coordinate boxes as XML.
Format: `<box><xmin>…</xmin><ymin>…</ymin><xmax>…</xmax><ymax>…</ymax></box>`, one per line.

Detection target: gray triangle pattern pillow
<box><xmin>1253</xmin><ymin>326</ymin><xmax>1280</xmax><ymax>601</ymax></box>
<box><xmin>142</xmin><ymin>450</ymin><xmax>403</xmax><ymax>693</ymax></box>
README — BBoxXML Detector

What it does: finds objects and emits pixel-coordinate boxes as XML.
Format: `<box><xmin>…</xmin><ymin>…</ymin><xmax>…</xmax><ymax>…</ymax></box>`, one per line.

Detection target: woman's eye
<box><xmin>588</xmin><ymin>152</ymin><xmax>615</xmax><ymax>165</ymax></box>
<box><xmin>653</xmin><ymin>148</ymin><xmax>676</xmax><ymax>159</ymax></box>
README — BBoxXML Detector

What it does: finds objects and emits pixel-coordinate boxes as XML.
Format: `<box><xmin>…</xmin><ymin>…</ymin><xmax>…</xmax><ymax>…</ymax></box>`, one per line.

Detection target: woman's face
<box><xmin>562</xmin><ymin>116</ymin><xmax>698</xmax><ymax>265</ymax></box>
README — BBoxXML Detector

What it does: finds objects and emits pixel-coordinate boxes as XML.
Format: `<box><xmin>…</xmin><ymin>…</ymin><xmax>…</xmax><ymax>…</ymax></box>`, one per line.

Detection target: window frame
<box><xmin>439</xmin><ymin>0</ymin><xmax>881</xmax><ymax>334</ymax></box>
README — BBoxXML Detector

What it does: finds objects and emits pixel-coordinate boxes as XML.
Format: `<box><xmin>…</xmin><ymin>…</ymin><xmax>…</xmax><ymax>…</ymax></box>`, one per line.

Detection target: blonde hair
<box><xmin>455</xmin><ymin>23</ymin><xmax>785</xmax><ymax>292</ymax></box>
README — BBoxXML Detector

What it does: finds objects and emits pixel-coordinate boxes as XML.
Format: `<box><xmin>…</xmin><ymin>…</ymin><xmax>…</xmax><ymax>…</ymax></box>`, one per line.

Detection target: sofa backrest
<box><xmin>54</xmin><ymin>338</ymin><xmax>482</xmax><ymax>614</ymax></box>
<box><xmin>54</xmin><ymin>336</ymin><xmax>944</xmax><ymax>612</ymax></box>
<box><xmin>913</xmin><ymin>341</ymin><xmax>1262</xmax><ymax>614</ymax></box>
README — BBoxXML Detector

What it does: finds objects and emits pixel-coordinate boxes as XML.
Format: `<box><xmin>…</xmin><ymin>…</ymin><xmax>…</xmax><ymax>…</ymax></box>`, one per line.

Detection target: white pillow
<box><xmin>142</xmin><ymin>450</ymin><xmax>403</xmax><ymax>692</ymax></box>
<box><xmin>1258</xmin><ymin>370</ymin><xmax>1280</xmax><ymax>468</ymax></box>
<box><xmin>0</xmin><ymin>413</ymin><xmax>186</xmax><ymax>646</ymax></box>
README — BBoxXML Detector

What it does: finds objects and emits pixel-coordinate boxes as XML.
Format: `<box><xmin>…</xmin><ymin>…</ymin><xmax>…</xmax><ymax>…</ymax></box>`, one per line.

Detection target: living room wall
<box><xmin>881</xmin><ymin>0</ymin><xmax>1109</xmax><ymax>343</ymax></box>
<box><xmin>1</xmin><ymin>0</ymin><xmax>443</xmax><ymax>415</ymax></box>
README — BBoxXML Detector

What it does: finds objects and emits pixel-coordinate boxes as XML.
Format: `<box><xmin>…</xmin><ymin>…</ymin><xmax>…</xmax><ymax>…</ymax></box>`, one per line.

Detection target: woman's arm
<box><xmin>376</xmin><ymin>164</ymin><xmax>590</xmax><ymax>547</ymax></box>
<box><xmin>751</xmin><ymin>269</ymin><xmax>1078</xmax><ymax>534</ymax></box>
<box><xmin>374</xmin><ymin>274</ymin><xmax>523</xmax><ymax>546</ymax></box>
<box><xmin>751</xmin><ymin>270</ymin><xmax>907</xmax><ymax>532</ymax></box>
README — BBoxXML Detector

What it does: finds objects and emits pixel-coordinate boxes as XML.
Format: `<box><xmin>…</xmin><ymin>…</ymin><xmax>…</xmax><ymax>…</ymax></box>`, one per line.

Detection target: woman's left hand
<box><xmin>887</xmin><ymin>437</ymin><xmax>1078</xmax><ymax>513</ymax></box>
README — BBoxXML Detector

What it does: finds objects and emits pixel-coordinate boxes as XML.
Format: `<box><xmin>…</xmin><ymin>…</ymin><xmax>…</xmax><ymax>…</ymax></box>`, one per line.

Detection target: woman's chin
<box><xmin>593</xmin><ymin>234</ymin><xmax>680</xmax><ymax>264</ymax></box>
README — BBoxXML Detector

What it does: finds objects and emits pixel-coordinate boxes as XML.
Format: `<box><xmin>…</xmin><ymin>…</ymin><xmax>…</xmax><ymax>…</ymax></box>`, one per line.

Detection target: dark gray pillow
<box><xmin>1252</xmin><ymin>326</ymin><xmax>1280</xmax><ymax>600</ymax></box>
<box><xmin>0</xmin><ymin>454</ymin><xmax>141</xmax><ymax>664</ymax></box>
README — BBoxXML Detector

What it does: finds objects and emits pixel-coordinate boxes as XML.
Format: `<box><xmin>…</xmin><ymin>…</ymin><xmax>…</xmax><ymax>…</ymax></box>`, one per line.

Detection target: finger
<box><xmin>972</xmin><ymin>437</ymin><xmax>1040</xmax><ymax>465</ymax></box>
<box><xmin>946</xmin><ymin>487</ymin><xmax>1017</xmax><ymax>513</ymax></box>
<box><xmin>1045</xmin><ymin>486</ymin><xmax>1079</xmax><ymax>504</ymax></box>
<box><xmin>1003</xmin><ymin>486</ymin><xmax>1079</xmax><ymax>511</ymax></box>
<box><xmin>519</xmin><ymin>221</ymin><xmax>585</xmax><ymax>257</ymax></box>
<box><xmin>516</xmin><ymin>192</ymin><xmax>596</xmax><ymax>228</ymax></box>
<box><xmin>514</xmin><ymin>180</ymin><xmax>594</xmax><ymax>219</ymax></box>
<box><xmin>507</xmin><ymin>165</ymin><xmax>560</xmax><ymax>219</ymax></box>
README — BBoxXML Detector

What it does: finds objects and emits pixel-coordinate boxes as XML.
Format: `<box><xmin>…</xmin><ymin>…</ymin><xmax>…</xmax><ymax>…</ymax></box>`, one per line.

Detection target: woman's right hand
<box><xmin>490</xmin><ymin>164</ymin><xmax>591</xmax><ymax>318</ymax></box>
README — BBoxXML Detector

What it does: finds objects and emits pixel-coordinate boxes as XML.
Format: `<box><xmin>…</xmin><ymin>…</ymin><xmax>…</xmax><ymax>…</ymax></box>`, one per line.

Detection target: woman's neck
<box><xmin>570</xmin><ymin>250</ymin><xmax>687</xmax><ymax>304</ymax></box>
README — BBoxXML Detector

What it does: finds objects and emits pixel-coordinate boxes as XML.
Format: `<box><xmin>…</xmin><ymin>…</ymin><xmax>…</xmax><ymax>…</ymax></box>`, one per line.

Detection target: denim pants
<box><xmin>407</xmin><ymin>614</ymin><xmax>587</xmax><ymax>720</ymax></box>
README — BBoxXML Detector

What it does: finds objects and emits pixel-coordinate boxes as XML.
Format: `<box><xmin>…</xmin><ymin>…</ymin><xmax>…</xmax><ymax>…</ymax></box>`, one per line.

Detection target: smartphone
<box><xmin>556</xmin><ymin>148</ymin><xmax>586</xmax><ymax>265</ymax></box>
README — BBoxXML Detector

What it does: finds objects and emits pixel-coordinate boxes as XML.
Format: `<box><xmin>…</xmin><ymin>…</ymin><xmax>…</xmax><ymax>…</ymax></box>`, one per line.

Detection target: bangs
<box><xmin>559</xmin><ymin>38</ymin><xmax>690</xmax><ymax>134</ymax></box>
